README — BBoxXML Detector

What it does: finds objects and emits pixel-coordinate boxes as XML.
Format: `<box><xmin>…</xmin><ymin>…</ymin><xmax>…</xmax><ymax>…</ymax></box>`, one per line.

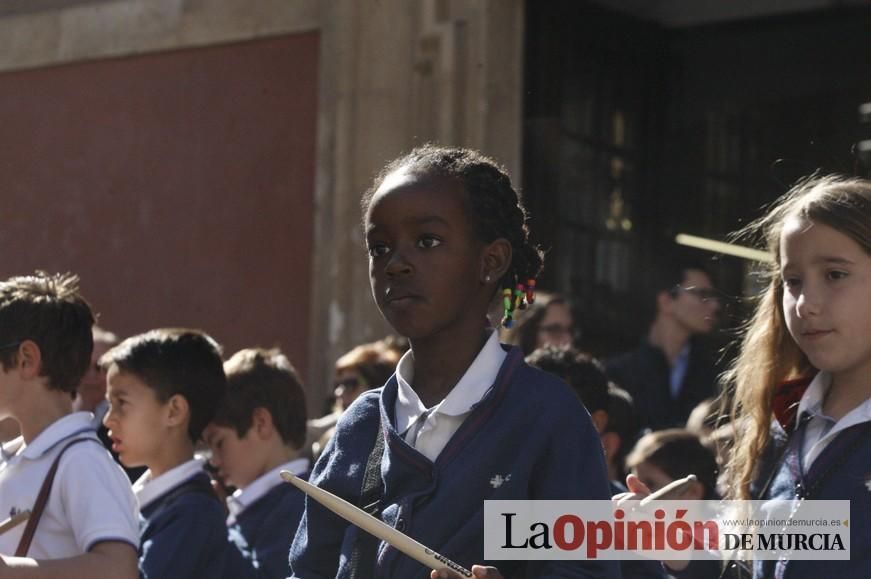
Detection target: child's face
<box><xmin>0</xmin><ymin>359</ymin><xmax>17</xmax><ymax>416</ymax></box>
<box><xmin>103</xmin><ymin>366</ymin><xmax>171</xmax><ymax>469</ymax></box>
<box><xmin>203</xmin><ymin>424</ymin><xmax>262</xmax><ymax>489</ymax></box>
<box><xmin>365</xmin><ymin>170</ymin><xmax>489</xmax><ymax>340</ymax></box>
<box><xmin>780</xmin><ymin>218</ymin><xmax>871</xmax><ymax>381</ymax></box>
<box><xmin>536</xmin><ymin>302</ymin><xmax>574</xmax><ymax>349</ymax></box>
<box><xmin>0</xmin><ymin>341</ymin><xmax>38</xmax><ymax>415</ymax></box>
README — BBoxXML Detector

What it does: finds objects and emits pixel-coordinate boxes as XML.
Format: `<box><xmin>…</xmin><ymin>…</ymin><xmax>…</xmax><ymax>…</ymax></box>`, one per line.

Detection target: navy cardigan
<box><xmin>138</xmin><ymin>472</ymin><xmax>228</xmax><ymax>579</ymax></box>
<box><xmin>224</xmin><ymin>476</ymin><xmax>308</xmax><ymax>578</ymax></box>
<box><xmin>752</xmin><ymin>420</ymin><xmax>871</xmax><ymax>578</ymax></box>
<box><xmin>289</xmin><ymin>346</ymin><xmax>620</xmax><ymax>578</ymax></box>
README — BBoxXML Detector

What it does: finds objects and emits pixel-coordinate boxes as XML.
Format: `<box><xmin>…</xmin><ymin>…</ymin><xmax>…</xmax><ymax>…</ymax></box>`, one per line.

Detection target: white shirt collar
<box><xmin>227</xmin><ymin>457</ymin><xmax>310</xmax><ymax>520</ymax></box>
<box><xmin>133</xmin><ymin>457</ymin><xmax>206</xmax><ymax>510</ymax></box>
<box><xmin>395</xmin><ymin>331</ymin><xmax>506</xmax><ymax>433</ymax></box>
<box><xmin>795</xmin><ymin>370</ymin><xmax>871</xmax><ymax>434</ymax></box>
<box><xmin>796</xmin><ymin>372</ymin><xmax>830</xmax><ymax>423</ymax></box>
<box><xmin>7</xmin><ymin>412</ymin><xmax>96</xmax><ymax>461</ymax></box>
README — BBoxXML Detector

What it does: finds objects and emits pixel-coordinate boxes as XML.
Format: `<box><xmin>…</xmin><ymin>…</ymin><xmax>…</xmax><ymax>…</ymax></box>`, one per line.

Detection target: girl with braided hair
<box><xmin>289</xmin><ymin>145</ymin><xmax>617</xmax><ymax>579</ymax></box>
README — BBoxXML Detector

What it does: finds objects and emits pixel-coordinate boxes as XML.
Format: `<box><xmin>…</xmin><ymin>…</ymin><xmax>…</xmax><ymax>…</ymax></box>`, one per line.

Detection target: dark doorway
<box><xmin>523</xmin><ymin>1</ymin><xmax>871</xmax><ymax>356</ymax></box>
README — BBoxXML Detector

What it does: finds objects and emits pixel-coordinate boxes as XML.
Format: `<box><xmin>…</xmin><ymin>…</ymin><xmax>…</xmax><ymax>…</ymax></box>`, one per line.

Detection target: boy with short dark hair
<box><xmin>0</xmin><ymin>272</ymin><xmax>139</xmax><ymax>578</ymax></box>
<box><xmin>204</xmin><ymin>347</ymin><xmax>310</xmax><ymax>579</ymax></box>
<box><xmin>525</xmin><ymin>345</ymin><xmax>611</xmax><ymax>432</ymax></box>
<box><xmin>101</xmin><ymin>328</ymin><xmax>228</xmax><ymax>578</ymax></box>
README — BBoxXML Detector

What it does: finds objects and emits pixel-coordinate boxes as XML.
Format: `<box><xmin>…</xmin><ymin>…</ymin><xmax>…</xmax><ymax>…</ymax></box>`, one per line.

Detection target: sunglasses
<box><xmin>334</xmin><ymin>376</ymin><xmax>368</xmax><ymax>391</ymax></box>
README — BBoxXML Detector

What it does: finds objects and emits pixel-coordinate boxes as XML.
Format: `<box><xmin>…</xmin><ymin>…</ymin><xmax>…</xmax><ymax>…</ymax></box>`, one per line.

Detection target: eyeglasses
<box><xmin>671</xmin><ymin>285</ymin><xmax>721</xmax><ymax>303</ymax></box>
<box><xmin>0</xmin><ymin>341</ymin><xmax>21</xmax><ymax>352</ymax></box>
<box><xmin>538</xmin><ymin>324</ymin><xmax>573</xmax><ymax>336</ymax></box>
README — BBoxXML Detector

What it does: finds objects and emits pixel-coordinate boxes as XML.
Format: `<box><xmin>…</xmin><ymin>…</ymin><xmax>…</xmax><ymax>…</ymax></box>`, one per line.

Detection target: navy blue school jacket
<box><xmin>289</xmin><ymin>346</ymin><xmax>621</xmax><ymax>578</ymax></box>
<box><xmin>752</xmin><ymin>420</ymin><xmax>871</xmax><ymax>579</ymax></box>
<box><xmin>223</xmin><ymin>478</ymin><xmax>308</xmax><ymax>578</ymax></box>
<box><xmin>138</xmin><ymin>472</ymin><xmax>228</xmax><ymax>579</ymax></box>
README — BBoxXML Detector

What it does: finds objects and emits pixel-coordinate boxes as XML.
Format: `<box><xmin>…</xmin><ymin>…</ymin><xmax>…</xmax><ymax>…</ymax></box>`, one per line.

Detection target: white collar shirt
<box><xmin>394</xmin><ymin>331</ymin><xmax>506</xmax><ymax>462</ymax></box>
<box><xmin>2</xmin><ymin>412</ymin><xmax>95</xmax><ymax>465</ymax></box>
<box><xmin>226</xmin><ymin>457</ymin><xmax>310</xmax><ymax>523</ymax></box>
<box><xmin>796</xmin><ymin>371</ymin><xmax>871</xmax><ymax>469</ymax></box>
<box><xmin>133</xmin><ymin>458</ymin><xmax>206</xmax><ymax>510</ymax></box>
<box><xmin>0</xmin><ymin>412</ymin><xmax>139</xmax><ymax>557</ymax></box>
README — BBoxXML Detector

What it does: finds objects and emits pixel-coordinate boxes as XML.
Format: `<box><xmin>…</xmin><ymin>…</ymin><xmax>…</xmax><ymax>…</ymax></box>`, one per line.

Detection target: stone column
<box><xmin>308</xmin><ymin>0</ymin><xmax>525</xmax><ymax>407</ymax></box>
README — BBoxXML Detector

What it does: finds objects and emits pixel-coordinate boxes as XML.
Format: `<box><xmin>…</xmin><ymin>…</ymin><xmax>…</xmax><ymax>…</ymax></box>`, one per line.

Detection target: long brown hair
<box><xmin>723</xmin><ymin>174</ymin><xmax>871</xmax><ymax>499</ymax></box>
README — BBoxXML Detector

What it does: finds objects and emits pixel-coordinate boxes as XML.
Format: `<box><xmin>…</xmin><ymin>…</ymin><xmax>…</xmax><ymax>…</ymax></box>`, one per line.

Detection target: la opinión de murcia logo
<box><xmin>484</xmin><ymin>500</ymin><xmax>851</xmax><ymax>561</ymax></box>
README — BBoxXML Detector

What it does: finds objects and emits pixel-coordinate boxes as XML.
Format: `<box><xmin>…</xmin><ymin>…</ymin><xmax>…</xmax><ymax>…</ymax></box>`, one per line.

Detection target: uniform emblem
<box><xmin>490</xmin><ymin>474</ymin><xmax>511</xmax><ymax>488</ymax></box>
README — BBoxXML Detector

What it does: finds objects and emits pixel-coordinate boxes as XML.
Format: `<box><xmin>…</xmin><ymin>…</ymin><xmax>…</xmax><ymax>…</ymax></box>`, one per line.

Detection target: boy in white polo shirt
<box><xmin>0</xmin><ymin>272</ymin><xmax>139</xmax><ymax>578</ymax></box>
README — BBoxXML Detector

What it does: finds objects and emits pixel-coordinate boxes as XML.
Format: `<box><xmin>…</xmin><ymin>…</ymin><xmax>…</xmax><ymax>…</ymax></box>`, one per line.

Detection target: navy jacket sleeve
<box><xmin>288</xmin><ymin>394</ymin><xmax>379</xmax><ymax>578</ymax></box>
<box><xmin>519</xmin><ymin>367</ymin><xmax>620</xmax><ymax>578</ymax></box>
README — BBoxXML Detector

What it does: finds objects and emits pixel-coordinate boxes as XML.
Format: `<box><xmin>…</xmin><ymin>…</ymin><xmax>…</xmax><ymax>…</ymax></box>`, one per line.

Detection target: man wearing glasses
<box><xmin>606</xmin><ymin>260</ymin><xmax>722</xmax><ymax>432</ymax></box>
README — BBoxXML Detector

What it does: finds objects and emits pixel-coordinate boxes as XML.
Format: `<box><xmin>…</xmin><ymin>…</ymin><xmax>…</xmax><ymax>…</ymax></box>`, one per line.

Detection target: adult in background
<box><xmin>501</xmin><ymin>291</ymin><xmax>576</xmax><ymax>355</ymax></box>
<box><xmin>606</xmin><ymin>259</ymin><xmax>721</xmax><ymax>431</ymax></box>
<box><xmin>306</xmin><ymin>337</ymin><xmax>402</xmax><ymax>459</ymax></box>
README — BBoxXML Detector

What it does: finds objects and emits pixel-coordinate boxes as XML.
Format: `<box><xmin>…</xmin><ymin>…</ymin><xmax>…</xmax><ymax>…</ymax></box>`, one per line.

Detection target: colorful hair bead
<box><xmin>514</xmin><ymin>284</ymin><xmax>526</xmax><ymax>310</ymax></box>
<box><xmin>526</xmin><ymin>279</ymin><xmax>537</xmax><ymax>305</ymax></box>
<box><xmin>502</xmin><ymin>288</ymin><xmax>512</xmax><ymax>311</ymax></box>
<box><xmin>502</xmin><ymin>287</ymin><xmax>514</xmax><ymax>328</ymax></box>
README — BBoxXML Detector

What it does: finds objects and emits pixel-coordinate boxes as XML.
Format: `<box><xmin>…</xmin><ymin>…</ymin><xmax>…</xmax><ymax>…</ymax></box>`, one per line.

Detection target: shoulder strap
<box><xmin>348</xmin><ymin>415</ymin><xmax>385</xmax><ymax>579</ymax></box>
<box><xmin>15</xmin><ymin>437</ymin><xmax>97</xmax><ymax>557</ymax></box>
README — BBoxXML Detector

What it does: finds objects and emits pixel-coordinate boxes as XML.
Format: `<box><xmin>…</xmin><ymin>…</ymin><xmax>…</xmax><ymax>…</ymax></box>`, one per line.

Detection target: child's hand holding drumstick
<box><xmin>612</xmin><ymin>474</ymin><xmax>697</xmax><ymax>573</ymax></box>
<box><xmin>612</xmin><ymin>473</ymin><xmax>697</xmax><ymax>507</ymax></box>
<box><xmin>431</xmin><ymin>566</ymin><xmax>503</xmax><ymax>579</ymax></box>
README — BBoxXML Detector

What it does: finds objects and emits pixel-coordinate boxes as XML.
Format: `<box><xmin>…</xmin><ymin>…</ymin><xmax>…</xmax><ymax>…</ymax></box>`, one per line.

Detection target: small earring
<box><xmin>485</xmin><ymin>275</ymin><xmax>492</xmax><ymax>283</ymax></box>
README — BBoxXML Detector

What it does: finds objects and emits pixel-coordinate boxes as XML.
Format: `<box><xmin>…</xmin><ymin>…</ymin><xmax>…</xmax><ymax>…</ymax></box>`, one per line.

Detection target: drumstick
<box><xmin>281</xmin><ymin>470</ymin><xmax>472</xmax><ymax>577</ymax></box>
<box><xmin>0</xmin><ymin>510</ymin><xmax>30</xmax><ymax>536</ymax></box>
<box><xmin>638</xmin><ymin>474</ymin><xmax>697</xmax><ymax>507</ymax></box>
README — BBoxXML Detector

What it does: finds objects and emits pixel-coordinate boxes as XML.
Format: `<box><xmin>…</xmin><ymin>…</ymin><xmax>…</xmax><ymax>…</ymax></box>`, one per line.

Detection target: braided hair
<box><xmin>362</xmin><ymin>144</ymin><xmax>544</xmax><ymax>325</ymax></box>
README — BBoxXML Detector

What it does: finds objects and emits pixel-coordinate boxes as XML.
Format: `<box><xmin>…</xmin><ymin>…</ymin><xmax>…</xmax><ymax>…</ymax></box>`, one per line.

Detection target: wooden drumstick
<box><xmin>638</xmin><ymin>474</ymin><xmax>697</xmax><ymax>507</ymax></box>
<box><xmin>0</xmin><ymin>510</ymin><xmax>30</xmax><ymax>536</ymax></box>
<box><xmin>281</xmin><ymin>470</ymin><xmax>472</xmax><ymax>577</ymax></box>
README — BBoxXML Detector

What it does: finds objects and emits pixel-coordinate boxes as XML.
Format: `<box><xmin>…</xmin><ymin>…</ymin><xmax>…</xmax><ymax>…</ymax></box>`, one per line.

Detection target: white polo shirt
<box><xmin>395</xmin><ymin>331</ymin><xmax>506</xmax><ymax>462</ymax></box>
<box><xmin>796</xmin><ymin>371</ymin><xmax>871</xmax><ymax>469</ymax></box>
<box><xmin>0</xmin><ymin>412</ymin><xmax>139</xmax><ymax>558</ymax></box>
